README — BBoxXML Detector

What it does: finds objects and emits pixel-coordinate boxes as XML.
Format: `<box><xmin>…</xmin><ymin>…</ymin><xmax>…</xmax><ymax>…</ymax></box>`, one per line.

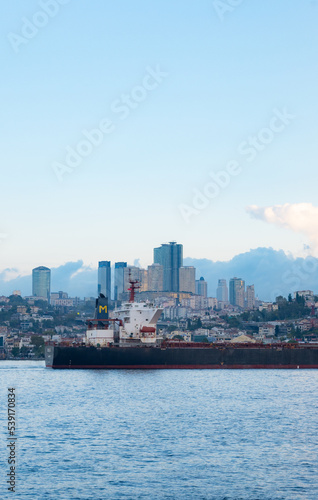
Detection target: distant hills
<box><xmin>185</xmin><ymin>247</ymin><xmax>318</xmax><ymax>301</ymax></box>
<box><xmin>1</xmin><ymin>248</ymin><xmax>317</xmax><ymax>301</ymax></box>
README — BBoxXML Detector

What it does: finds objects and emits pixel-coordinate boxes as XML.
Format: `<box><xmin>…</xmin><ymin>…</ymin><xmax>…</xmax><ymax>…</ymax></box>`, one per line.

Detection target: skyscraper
<box><xmin>153</xmin><ymin>242</ymin><xmax>183</xmax><ymax>292</ymax></box>
<box><xmin>147</xmin><ymin>264</ymin><xmax>164</xmax><ymax>292</ymax></box>
<box><xmin>139</xmin><ymin>269</ymin><xmax>148</xmax><ymax>292</ymax></box>
<box><xmin>114</xmin><ymin>262</ymin><xmax>127</xmax><ymax>300</ymax></box>
<box><xmin>32</xmin><ymin>266</ymin><xmax>51</xmax><ymax>302</ymax></box>
<box><xmin>246</xmin><ymin>285</ymin><xmax>255</xmax><ymax>309</ymax></box>
<box><xmin>216</xmin><ymin>279</ymin><xmax>228</xmax><ymax>302</ymax></box>
<box><xmin>179</xmin><ymin>266</ymin><xmax>196</xmax><ymax>293</ymax></box>
<box><xmin>195</xmin><ymin>277</ymin><xmax>207</xmax><ymax>297</ymax></box>
<box><xmin>229</xmin><ymin>278</ymin><xmax>245</xmax><ymax>308</ymax></box>
<box><xmin>98</xmin><ymin>261</ymin><xmax>111</xmax><ymax>300</ymax></box>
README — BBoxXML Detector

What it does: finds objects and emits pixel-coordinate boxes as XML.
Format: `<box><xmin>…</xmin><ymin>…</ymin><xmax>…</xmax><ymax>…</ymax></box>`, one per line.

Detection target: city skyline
<box><xmin>22</xmin><ymin>243</ymin><xmax>247</xmax><ymax>302</ymax></box>
<box><xmin>15</xmin><ymin>260</ymin><xmax>255</xmax><ymax>306</ymax></box>
<box><xmin>1</xmin><ymin>245</ymin><xmax>318</xmax><ymax>302</ymax></box>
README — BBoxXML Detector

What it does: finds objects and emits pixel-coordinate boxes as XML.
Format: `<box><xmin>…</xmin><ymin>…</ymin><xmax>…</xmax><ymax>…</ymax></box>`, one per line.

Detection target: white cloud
<box><xmin>1</xmin><ymin>268</ymin><xmax>24</xmax><ymax>282</ymax></box>
<box><xmin>246</xmin><ymin>203</ymin><xmax>318</xmax><ymax>254</ymax></box>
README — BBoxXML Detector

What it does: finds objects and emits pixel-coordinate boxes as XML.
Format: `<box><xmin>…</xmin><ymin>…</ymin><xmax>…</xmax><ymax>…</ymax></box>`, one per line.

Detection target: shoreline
<box><xmin>0</xmin><ymin>358</ymin><xmax>44</xmax><ymax>362</ymax></box>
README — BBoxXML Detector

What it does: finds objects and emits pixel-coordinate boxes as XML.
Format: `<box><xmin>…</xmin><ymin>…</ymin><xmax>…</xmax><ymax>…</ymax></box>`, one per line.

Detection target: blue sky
<box><xmin>1</xmin><ymin>0</ymin><xmax>318</xmax><ymax>276</ymax></box>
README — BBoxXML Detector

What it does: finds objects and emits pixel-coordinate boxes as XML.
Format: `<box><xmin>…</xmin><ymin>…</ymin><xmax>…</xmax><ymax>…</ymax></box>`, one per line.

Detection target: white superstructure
<box><xmin>114</xmin><ymin>301</ymin><xmax>163</xmax><ymax>344</ymax></box>
<box><xmin>85</xmin><ymin>300</ymin><xmax>163</xmax><ymax>347</ymax></box>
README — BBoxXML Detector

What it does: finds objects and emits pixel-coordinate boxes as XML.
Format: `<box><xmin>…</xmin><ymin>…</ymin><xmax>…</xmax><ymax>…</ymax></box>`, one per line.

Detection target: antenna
<box><xmin>127</xmin><ymin>269</ymin><xmax>140</xmax><ymax>303</ymax></box>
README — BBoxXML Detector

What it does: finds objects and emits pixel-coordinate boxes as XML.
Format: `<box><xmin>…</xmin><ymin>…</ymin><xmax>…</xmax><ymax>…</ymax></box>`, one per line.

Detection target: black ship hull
<box><xmin>45</xmin><ymin>344</ymin><xmax>318</xmax><ymax>369</ymax></box>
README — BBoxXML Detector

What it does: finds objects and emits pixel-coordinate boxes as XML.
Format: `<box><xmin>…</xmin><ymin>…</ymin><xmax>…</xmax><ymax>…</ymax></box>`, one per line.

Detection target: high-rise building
<box><xmin>246</xmin><ymin>285</ymin><xmax>255</xmax><ymax>309</ymax></box>
<box><xmin>147</xmin><ymin>264</ymin><xmax>164</xmax><ymax>292</ymax></box>
<box><xmin>114</xmin><ymin>262</ymin><xmax>127</xmax><ymax>300</ymax></box>
<box><xmin>216</xmin><ymin>279</ymin><xmax>228</xmax><ymax>302</ymax></box>
<box><xmin>32</xmin><ymin>266</ymin><xmax>51</xmax><ymax>302</ymax></box>
<box><xmin>98</xmin><ymin>261</ymin><xmax>111</xmax><ymax>300</ymax></box>
<box><xmin>139</xmin><ymin>269</ymin><xmax>148</xmax><ymax>292</ymax></box>
<box><xmin>153</xmin><ymin>242</ymin><xmax>183</xmax><ymax>292</ymax></box>
<box><xmin>179</xmin><ymin>266</ymin><xmax>196</xmax><ymax>294</ymax></box>
<box><xmin>195</xmin><ymin>277</ymin><xmax>207</xmax><ymax>297</ymax></box>
<box><xmin>229</xmin><ymin>278</ymin><xmax>245</xmax><ymax>308</ymax></box>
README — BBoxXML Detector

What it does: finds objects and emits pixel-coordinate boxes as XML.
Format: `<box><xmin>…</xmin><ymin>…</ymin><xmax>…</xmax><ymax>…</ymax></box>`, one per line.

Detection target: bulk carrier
<box><xmin>45</xmin><ymin>279</ymin><xmax>318</xmax><ymax>369</ymax></box>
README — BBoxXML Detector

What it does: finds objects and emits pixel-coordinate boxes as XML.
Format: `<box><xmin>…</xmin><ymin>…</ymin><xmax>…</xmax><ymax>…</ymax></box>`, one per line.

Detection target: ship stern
<box><xmin>45</xmin><ymin>344</ymin><xmax>54</xmax><ymax>368</ymax></box>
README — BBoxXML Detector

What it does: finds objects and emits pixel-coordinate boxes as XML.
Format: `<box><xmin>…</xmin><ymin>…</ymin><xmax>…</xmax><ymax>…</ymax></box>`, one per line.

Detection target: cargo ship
<box><xmin>45</xmin><ymin>279</ymin><xmax>318</xmax><ymax>369</ymax></box>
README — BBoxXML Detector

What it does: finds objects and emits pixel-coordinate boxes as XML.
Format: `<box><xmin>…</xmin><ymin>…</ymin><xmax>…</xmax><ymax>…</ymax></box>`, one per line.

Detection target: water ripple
<box><xmin>0</xmin><ymin>362</ymin><xmax>317</xmax><ymax>499</ymax></box>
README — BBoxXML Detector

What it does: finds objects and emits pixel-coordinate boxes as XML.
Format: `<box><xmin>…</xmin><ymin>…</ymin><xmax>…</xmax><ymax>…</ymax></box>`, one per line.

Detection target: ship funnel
<box><xmin>94</xmin><ymin>295</ymin><xmax>109</xmax><ymax>320</ymax></box>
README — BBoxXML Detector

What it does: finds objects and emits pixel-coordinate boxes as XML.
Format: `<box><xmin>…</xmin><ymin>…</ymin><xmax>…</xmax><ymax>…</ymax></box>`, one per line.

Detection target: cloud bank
<box><xmin>246</xmin><ymin>203</ymin><xmax>318</xmax><ymax>254</ymax></box>
<box><xmin>185</xmin><ymin>247</ymin><xmax>318</xmax><ymax>302</ymax></box>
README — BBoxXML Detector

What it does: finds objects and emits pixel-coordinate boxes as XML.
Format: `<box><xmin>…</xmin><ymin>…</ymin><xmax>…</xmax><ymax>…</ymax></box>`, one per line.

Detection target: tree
<box><xmin>11</xmin><ymin>347</ymin><xmax>20</xmax><ymax>357</ymax></box>
<box><xmin>295</xmin><ymin>326</ymin><xmax>302</xmax><ymax>339</ymax></box>
<box><xmin>31</xmin><ymin>335</ymin><xmax>45</xmax><ymax>348</ymax></box>
<box><xmin>292</xmin><ymin>292</ymin><xmax>305</xmax><ymax>307</ymax></box>
<box><xmin>227</xmin><ymin>316</ymin><xmax>240</xmax><ymax>328</ymax></box>
<box><xmin>34</xmin><ymin>299</ymin><xmax>48</xmax><ymax>310</ymax></box>
<box><xmin>288</xmin><ymin>326</ymin><xmax>294</xmax><ymax>339</ymax></box>
<box><xmin>31</xmin><ymin>335</ymin><xmax>45</xmax><ymax>357</ymax></box>
<box><xmin>45</xmin><ymin>330</ymin><xmax>56</xmax><ymax>338</ymax></box>
<box><xmin>20</xmin><ymin>346</ymin><xmax>29</xmax><ymax>357</ymax></box>
<box><xmin>167</xmin><ymin>324</ymin><xmax>178</xmax><ymax>332</ymax></box>
<box><xmin>8</xmin><ymin>295</ymin><xmax>25</xmax><ymax>305</ymax></box>
<box><xmin>200</xmin><ymin>336</ymin><xmax>209</xmax><ymax>343</ymax></box>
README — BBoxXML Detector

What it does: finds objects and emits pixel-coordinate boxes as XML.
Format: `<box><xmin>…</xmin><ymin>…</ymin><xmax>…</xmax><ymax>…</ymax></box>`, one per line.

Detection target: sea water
<box><xmin>0</xmin><ymin>361</ymin><xmax>317</xmax><ymax>500</ymax></box>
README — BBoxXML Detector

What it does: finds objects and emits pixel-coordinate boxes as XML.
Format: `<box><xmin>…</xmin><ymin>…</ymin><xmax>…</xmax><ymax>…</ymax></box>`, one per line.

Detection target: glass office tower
<box><xmin>32</xmin><ymin>266</ymin><xmax>51</xmax><ymax>302</ymax></box>
<box><xmin>153</xmin><ymin>242</ymin><xmax>183</xmax><ymax>292</ymax></box>
<box><xmin>98</xmin><ymin>261</ymin><xmax>111</xmax><ymax>300</ymax></box>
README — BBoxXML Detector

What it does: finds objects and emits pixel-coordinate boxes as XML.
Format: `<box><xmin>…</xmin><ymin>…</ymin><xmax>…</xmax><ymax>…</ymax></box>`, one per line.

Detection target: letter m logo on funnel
<box><xmin>96</xmin><ymin>297</ymin><xmax>108</xmax><ymax>320</ymax></box>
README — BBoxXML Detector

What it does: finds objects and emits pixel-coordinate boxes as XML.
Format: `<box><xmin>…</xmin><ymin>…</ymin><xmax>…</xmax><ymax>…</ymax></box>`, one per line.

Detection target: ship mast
<box><xmin>127</xmin><ymin>270</ymin><xmax>140</xmax><ymax>303</ymax></box>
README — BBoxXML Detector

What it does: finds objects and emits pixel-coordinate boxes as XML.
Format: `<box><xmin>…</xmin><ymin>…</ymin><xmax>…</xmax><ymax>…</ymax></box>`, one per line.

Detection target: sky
<box><xmin>1</xmin><ymin>0</ymin><xmax>318</xmax><ymax>278</ymax></box>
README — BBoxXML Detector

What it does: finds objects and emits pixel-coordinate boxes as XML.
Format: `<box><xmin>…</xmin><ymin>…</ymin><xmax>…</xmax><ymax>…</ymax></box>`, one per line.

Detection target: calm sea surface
<box><xmin>0</xmin><ymin>361</ymin><xmax>317</xmax><ymax>500</ymax></box>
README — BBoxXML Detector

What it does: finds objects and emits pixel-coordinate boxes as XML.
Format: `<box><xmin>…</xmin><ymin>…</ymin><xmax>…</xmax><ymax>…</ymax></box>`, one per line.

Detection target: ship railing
<box><xmin>86</xmin><ymin>318</ymin><xmax>123</xmax><ymax>330</ymax></box>
<box><xmin>162</xmin><ymin>340</ymin><xmax>309</xmax><ymax>349</ymax></box>
<box><xmin>45</xmin><ymin>341</ymin><xmax>85</xmax><ymax>347</ymax></box>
